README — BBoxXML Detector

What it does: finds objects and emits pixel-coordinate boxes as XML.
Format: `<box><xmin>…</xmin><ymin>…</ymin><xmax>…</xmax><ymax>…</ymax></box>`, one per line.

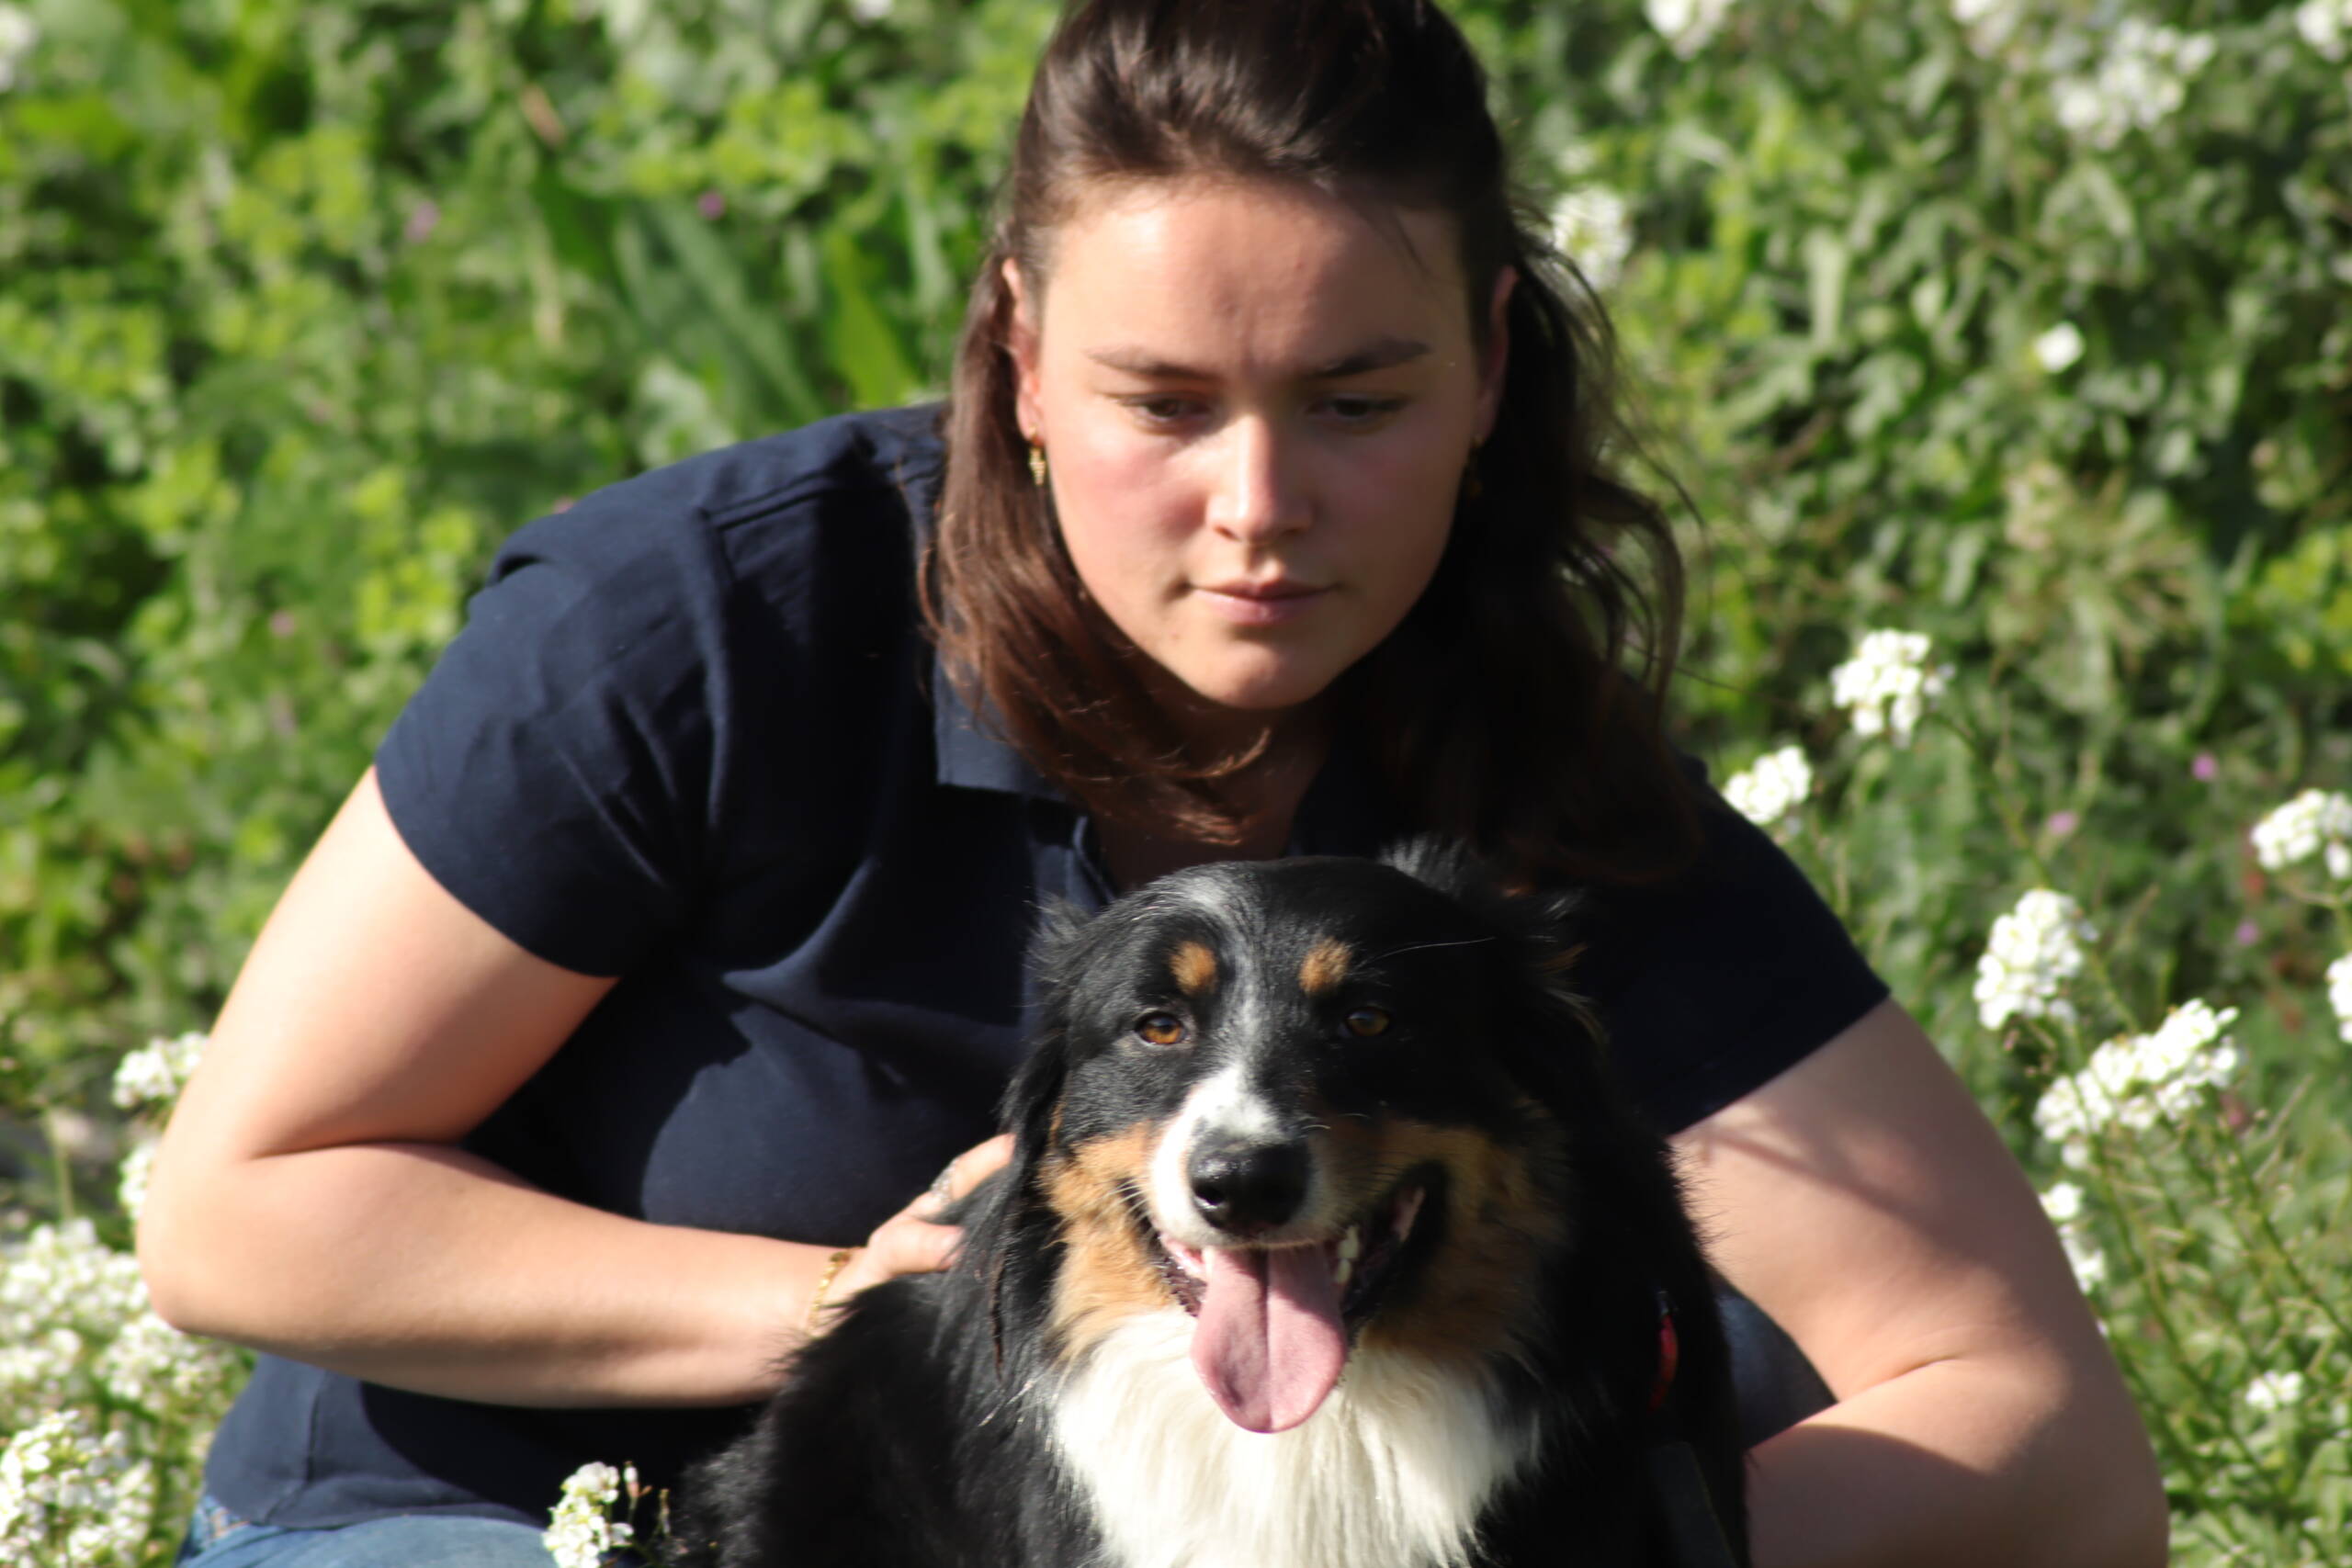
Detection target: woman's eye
<box><xmin>1323</xmin><ymin>396</ymin><xmax>1405</xmax><ymax>425</ymax></box>
<box><xmin>1343</xmin><ymin>1006</ymin><xmax>1391</xmax><ymax>1038</ymax></box>
<box><xmin>1135</xmin><ymin>1011</ymin><xmax>1190</xmax><ymax>1046</ymax></box>
<box><xmin>1122</xmin><ymin>396</ymin><xmax>1204</xmax><ymax>427</ymax></box>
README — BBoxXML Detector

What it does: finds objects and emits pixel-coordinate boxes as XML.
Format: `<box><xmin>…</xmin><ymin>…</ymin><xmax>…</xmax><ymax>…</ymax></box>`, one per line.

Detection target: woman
<box><xmin>141</xmin><ymin>2</ymin><xmax>2166</xmax><ymax>1564</ymax></box>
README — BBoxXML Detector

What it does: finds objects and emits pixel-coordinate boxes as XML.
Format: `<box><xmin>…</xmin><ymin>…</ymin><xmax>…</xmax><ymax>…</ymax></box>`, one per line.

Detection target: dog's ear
<box><xmin>1026</xmin><ymin>897</ymin><xmax>1094</xmax><ymax>979</ymax></box>
<box><xmin>1378</xmin><ymin>834</ymin><xmax>1491</xmax><ymax>902</ymax></box>
<box><xmin>1382</xmin><ymin>836</ymin><xmax>1583</xmax><ymax>964</ymax></box>
<box><xmin>1004</xmin><ymin>898</ymin><xmax>1091</xmax><ymax>1156</ymax></box>
<box><xmin>996</xmin><ymin>1027</ymin><xmax>1068</xmax><ymax>1157</ymax></box>
<box><xmin>974</xmin><ymin>903</ymin><xmax>1098</xmax><ymax>1373</ymax></box>
<box><xmin>1384</xmin><ymin>838</ymin><xmax>1601</xmax><ymax>1108</ymax></box>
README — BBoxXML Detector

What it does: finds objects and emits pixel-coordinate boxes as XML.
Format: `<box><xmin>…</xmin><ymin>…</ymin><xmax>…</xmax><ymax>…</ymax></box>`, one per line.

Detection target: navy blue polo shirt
<box><xmin>201</xmin><ymin>403</ymin><xmax>1887</xmax><ymax>1528</ymax></box>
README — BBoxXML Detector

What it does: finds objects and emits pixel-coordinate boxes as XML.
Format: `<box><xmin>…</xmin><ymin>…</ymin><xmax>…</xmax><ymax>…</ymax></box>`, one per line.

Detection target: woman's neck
<box><xmin>1096</xmin><ymin>710</ymin><xmax>1330</xmax><ymax>891</ymax></box>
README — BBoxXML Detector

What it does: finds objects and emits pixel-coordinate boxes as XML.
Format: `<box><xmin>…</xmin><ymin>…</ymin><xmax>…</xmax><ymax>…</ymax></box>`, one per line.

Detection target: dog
<box><xmin>675</xmin><ymin>848</ymin><xmax>1747</xmax><ymax>1568</ymax></box>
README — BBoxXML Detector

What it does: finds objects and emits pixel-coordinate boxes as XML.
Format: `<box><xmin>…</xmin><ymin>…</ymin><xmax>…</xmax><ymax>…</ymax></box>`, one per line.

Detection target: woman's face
<box><xmin>1009</xmin><ymin>176</ymin><xmax>1511</xmax><ymax>742</ymax></box>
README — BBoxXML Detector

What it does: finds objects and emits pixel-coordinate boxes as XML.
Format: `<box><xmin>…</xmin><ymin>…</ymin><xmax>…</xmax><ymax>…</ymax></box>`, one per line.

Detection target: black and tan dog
<box><xmin>677</xmin><ymin>849</ymin><xmax>1747</xmax><ymax>1568</ymax></box>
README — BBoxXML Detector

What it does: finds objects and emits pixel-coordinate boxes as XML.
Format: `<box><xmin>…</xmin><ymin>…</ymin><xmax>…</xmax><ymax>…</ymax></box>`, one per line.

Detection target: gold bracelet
<box><xmin>805</xmin><ymin>1247</ymin><xmax>856</xmax><ymax>1334</ymax></box>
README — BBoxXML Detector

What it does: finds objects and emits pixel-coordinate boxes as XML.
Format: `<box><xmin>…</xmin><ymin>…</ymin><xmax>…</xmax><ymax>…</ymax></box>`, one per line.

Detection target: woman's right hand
<box><xmin>812</xmin><ymin>1134</ymin><xmax>1016</xmax><ymax>1329</ymax></box>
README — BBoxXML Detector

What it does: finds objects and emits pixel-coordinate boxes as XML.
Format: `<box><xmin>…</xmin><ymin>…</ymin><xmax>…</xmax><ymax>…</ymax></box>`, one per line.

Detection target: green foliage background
<box><xmin>1</xmin><ymin>0</ymin><xmax>2347</xmax><ymax>1555</ymax></box>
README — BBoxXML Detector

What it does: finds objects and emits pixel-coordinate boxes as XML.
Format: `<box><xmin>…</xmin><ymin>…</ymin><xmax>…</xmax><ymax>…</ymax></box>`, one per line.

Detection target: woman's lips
<box><xmin>1195</xmin><ymin>580</ymin><xmax>1330</xmax><ymax>626</ymax></box>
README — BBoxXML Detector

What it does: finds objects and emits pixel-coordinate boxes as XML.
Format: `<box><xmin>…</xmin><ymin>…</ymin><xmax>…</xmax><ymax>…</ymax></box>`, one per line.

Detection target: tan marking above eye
<box><xmin>1170</xmin><ymin>941</ymin><xmax>1218</xmax><ymax>996</ymax></box>
<box><xmin>1298</xmin><ymin>936</ymin><xmax>1352</xmax><ymax>996</ymax></box>
<box><xmin>1136</xmin><ymin>1011</ymin><xmax>1189</xmax><ymax>1046</ymax></box>
<box><xmin>1344</xmin><ymin>1006</ymin><xmax>1391</xmax><ymax>1038</ymax></box>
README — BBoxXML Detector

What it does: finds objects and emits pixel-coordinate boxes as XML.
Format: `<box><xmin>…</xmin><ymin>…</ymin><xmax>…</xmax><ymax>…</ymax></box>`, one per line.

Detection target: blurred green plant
<box><xmin>1</xmin><ymin>0</ymin><xmax>2346</xmax><ymax>1559</ymax></box>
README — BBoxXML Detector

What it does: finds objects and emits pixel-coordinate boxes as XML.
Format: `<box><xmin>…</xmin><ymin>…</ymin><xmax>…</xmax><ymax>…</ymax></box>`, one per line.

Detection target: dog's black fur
<box><xmin>674</xmin><ymin>849</ymin><xmax>1747</xmax><ymax>1568</ymax></box>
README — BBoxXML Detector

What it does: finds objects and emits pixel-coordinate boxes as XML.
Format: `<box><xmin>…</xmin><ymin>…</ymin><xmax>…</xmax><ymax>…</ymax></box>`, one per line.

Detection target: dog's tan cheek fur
<box><xmin>1359</xmin><ymin>1116</ymin><xmax>1571</xmax><ymax>1370</ymax></box>
<box><xmin>1043</xmin><ymin>1122</ymin><xmax>1169</xmax><ymax>1360</ymax></box>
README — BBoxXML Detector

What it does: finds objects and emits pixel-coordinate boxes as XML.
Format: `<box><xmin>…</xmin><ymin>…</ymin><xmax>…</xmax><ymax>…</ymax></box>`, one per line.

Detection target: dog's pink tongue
<box><xmin>1190</xmin><ymin>1245</ymin><xmax>1347</xmax><ymax>1434</ymax></box>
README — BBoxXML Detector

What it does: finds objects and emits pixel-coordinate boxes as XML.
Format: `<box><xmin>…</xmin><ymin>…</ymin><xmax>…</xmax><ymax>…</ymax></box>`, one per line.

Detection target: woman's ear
<box><xmin>1003</xmin><ymin>257</ymin><xmax>1043</xmax><ymax>442</ymax></box>
<box><xmin>1476</xmin><ymin>265</ymin><xmax>1516</xmax><ymax>444</ymax></box>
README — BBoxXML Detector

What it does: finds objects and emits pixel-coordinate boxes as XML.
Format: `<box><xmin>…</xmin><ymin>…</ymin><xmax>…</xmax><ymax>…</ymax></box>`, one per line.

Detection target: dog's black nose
<box><xmin>1188</xmin><ymin>1139</ymin><xmax>1310</xmax><ymax>1236</ymax></box>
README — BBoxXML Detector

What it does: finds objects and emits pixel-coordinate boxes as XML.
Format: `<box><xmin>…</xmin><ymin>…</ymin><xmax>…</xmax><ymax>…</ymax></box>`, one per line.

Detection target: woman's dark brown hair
<box><xmin>922</xmin><ymin>0</ymin><xmax>1700</xmax><ymax>885</ymax></box>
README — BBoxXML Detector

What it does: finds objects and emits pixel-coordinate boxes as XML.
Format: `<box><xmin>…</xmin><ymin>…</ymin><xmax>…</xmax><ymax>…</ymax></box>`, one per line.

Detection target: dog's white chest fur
<box><xmin>1048</xmin><ymin>1311</ymin><xmax>1537</xmax><ymax>1568</ymax></box>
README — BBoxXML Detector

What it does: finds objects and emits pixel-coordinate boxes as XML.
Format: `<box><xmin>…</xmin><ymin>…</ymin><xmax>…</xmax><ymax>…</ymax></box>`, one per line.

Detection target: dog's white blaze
<box><xmin>1051</xmin><ymin>1311</ymin><xmax>1537</xmax><ymax>1568</ymax></box>
<box><xmin>1148</xmin><ymin>1064</ymin><xmax>1296</xmax><ymax>1243</ymax></box>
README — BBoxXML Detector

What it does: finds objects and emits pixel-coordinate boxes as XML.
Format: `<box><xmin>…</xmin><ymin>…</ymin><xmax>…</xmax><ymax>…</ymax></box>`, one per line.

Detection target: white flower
<box><xmin>2038</xmin><ymin>1183</ymin><xmax>2106</xmax><ymax>1292</ymax></box>
<box><xmin>2245</xmin><ymin>1370</ymin><xmax>2307</xmax><ymax>1412</ymax></box>
<box><xmin>2249</xmin><ymin>788</ymin><xmax>2352</xmax><ymax>880</ymax></box>
<box><xmin>1549</xmin><ymin>186</ymin><xmax>1634</xmax><ymax>291</ymax></box>
<box><xmin>1829</xmin><ymin>629</ymin><xmax>1952</xmax><ymax>748</ymax></box>
<box><xmin>2059</xmin><ymin>1229</ymin><xmax>2107</xmax><ymax>1292</ymax></box>
<box><xmin>1</xmin><ymin>1221</ymin><xmax>148</xmax><ymax>1342</ymax></box>
<box><xmin>2033</xmin><ymin>1000</ymin><xmax>2241</xmax><ymax>1167</ymax></box>
<box><xmin>1976</xmin><ymin>889</ymin><xmax>2097</xmax><ymax>1030</ymax></box>
<box><xmin>546</xmin><ymin>1461</ymin><xmax>639</xmax><ymax>1568</ymax></box>
<box><xmin>0</xmin><ymin>1408</ymin><xmax>158</xmax><ymax>1566</ymax></box>
<box><xmin>1645</xmin><ymin>0</ymin><xmax>1736</xmax><ymax>57</ymax></box>
<box><xmin>2327</xmin><ymin>953</ymin><xmax>2352</xmax><ymax>1045</ymax></box>
<box><xmin>2296</xmin><ymin>0</ymin><xmax>2352</xmax><ymax>61</ymax></box>
<box><xmin>849</xmin><ymin>0</ymin><xmax>892</xmax><ymax>19</ymax></box>
<box><xmin>113</xmin><ymin>1031</ymin><xmax>208</xmax><ymax>1111</ymax></box>
<box><xmin>0</xmin><ymin>1328</ymin><xmax>86</xmax><ymax>1430</ymax></box>
<box><xmin>1951</xmin><ymin>0</ymin><xmax>2028</xmax><ymax>56</ymax></box>
<box><xmin>2045</xmin><ymin>19</ymin><xmax>2218</xmax><ymax>149</ymax></box>
<box><xmin>0</xmin><ymin>5</ymin><xmax>37</xmax><ymax>94</ymax></box>
<box><xmin>96</xmin><ymin>1307</ymin><xmax>243</xmax><ymax>1416</ymax></box>
<box><xmin>2033</xmin><ymin>322</ymin><xmax>2086</xmax><ymax>374</ymax></box>
<box><xmin>0</xmin><ymin>1220</ymin><xmax>151</xmax><ymax>1428</ymax></box>
<box><xmin>1951</xmin><ymin>0</ymin><xmax>2030</xmax><ymax>56</ymax></box>
<box><xmin>1722</xmin><ymin>745</ymin><xmax>1812</xmax><ymax>832</ymax></box>
<box><xmin>117</xmin><ymin>1136</ymin><xmax>158</xmax><ymax>1224</ymax></box>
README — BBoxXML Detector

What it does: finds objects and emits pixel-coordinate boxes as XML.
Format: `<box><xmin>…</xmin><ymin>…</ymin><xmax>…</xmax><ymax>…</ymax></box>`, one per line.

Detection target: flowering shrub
<box><xmin>0</xmin><ymin>1034</ymin><xmax>243</xmax><ymax>1562</ymax></box>
<box><xmin>2031</xmin><ymin>999</ymin><xmax>2242</xmax><ymax>1167</ymax></box>
<box><xmin>1776</xmin><ymin>631</ymin><xmax>2352</xmax><ymax>1563</ymax></box>
<box><xmin>1973</xmin><ymin>888</ymin><xmax>2096</xmax><ymax>1030</ymax></box>
<box><xmin>546</xmin><ymin>1461</ymin><xmax>656</xmax><ymax>1568</ymax></box>
<box><xmin>2252</xmin><ymin>789</ymin><xmax>2352</xmax><ymax>885</ymax></box>
<box><xmin>1826</xmin><ymin>630</ymin><xmax>1953</xmax><ymax>750</ymax></box>
<box><xmin>1720</xmin><ymin>743</ymin><xmax>1812</xmax><ymax>832</ymax></box>
<box><xmin>0</xmin><ymin>1408</ymin><xmax>156</xmax><ymax>1566</ymax></box>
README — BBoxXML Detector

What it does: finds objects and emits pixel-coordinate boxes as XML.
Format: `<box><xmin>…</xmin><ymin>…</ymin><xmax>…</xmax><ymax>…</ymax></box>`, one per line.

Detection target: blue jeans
<box><xmin>173</xmin><ymin>1492</ymin><xmax>640</xmax><ymax>1568</ymax></box>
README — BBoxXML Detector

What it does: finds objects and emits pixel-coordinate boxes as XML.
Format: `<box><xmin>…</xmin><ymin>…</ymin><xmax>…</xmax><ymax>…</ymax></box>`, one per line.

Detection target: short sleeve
<box><xmin>1577</xmin><ymin>763</ymin><xmax>1891</xmax><ymax>1134</ymax></box>
<box><xmin>374</xmin><ymin>492</ymin><xmax>738</xmax><ymax>978</ymax></box>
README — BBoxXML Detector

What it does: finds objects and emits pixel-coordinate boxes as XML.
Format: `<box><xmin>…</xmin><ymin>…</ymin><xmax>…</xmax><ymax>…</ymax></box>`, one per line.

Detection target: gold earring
<box><xmin>1462</xmin><ymin>448</ymin><xmax>1483</xmax><ymax>502</ymax></box>
<box><xmin>1028</xmin><ymin>441</ymin><xmax>1047</xmax><ymax>488</ymax></box>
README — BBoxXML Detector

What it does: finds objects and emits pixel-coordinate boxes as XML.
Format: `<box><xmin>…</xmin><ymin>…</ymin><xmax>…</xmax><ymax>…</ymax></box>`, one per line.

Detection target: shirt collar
<box><xmin>929</xmin><ymin>654</ymin><xmax>1063</xmax><ymax>801</ymax></box>
<box><xmin>927</xmin><ymin>653</ymin><xmax>1396</xmax><ymax>860</ymax></box>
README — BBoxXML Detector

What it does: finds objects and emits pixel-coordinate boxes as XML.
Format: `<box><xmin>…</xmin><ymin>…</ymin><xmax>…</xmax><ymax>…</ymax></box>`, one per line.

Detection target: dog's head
<box><xmin>991</xmin><ymin>847</ymin><xmax>1637</xmax><ymax>1435</ymax></box>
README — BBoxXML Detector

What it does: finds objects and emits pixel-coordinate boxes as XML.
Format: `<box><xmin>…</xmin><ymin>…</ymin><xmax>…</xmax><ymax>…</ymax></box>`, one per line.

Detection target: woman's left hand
<box><xmin>808</xmin><ymin>1134</ymin><xmax>1016</xmax><ymax>1332</ymax></box>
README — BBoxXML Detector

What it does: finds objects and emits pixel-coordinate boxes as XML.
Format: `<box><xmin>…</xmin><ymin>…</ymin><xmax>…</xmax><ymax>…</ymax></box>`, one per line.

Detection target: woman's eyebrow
<box><xmin>1083</xmin><ymin>336</ymin><xmax>1432</xmax><ymax>380</ymax></box>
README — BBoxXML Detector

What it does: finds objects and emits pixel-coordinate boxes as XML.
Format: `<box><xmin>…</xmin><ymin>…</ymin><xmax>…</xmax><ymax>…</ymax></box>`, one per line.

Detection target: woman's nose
<box><xmin>1206</xmin><ymin>418</ymin><xmax>1309</xmax><ymax>544</ymax></box>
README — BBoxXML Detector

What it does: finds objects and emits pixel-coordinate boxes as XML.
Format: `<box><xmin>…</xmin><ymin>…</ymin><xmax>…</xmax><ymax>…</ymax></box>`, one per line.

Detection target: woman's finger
<box><xmin>914</xmin><ymin>1132</ymin><xmax>1016</xmax><ymax>1220</ymax></box>
<box><xmin>813</xmin><ymin>1135</ymin><xmax>1024</xmax><ymax>1336</ymax></box>
<box><xmin>826</xmin><ymin>1215</ymin><xmax>959</xmax><ymax>1309</ymax></box>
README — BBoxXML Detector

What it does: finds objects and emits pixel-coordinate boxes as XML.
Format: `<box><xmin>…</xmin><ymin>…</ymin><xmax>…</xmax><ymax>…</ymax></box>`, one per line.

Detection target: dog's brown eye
<box><xmin>1136</xmin><ymin>1011</ymin><xmax>1189</xmax><ymax>1046</ymax></box>
<box><xmin>1343</xmin><ymin>1007</ymin><xmax>1391</xmax><ymax>1038</ymax></box>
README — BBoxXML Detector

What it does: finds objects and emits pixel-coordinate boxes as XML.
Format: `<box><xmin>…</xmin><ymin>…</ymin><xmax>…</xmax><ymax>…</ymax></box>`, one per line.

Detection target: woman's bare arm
<box><xmin>1678</xmin><ymin>998</ymin><xmax>2168</xmax><ymax>1568</ymax></box>
<box><xmin>137</xmin><ymin>768</ymin><xmax>979</xmax><ymax>1408</ymax></box>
